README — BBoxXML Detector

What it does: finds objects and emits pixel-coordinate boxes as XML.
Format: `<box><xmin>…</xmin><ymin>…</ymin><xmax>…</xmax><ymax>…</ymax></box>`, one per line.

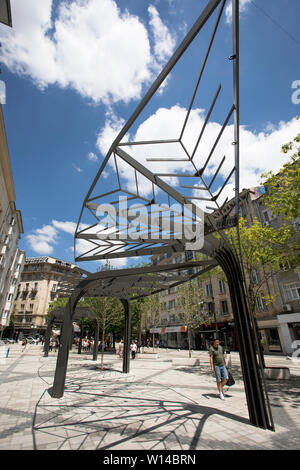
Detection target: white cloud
<box><xmin>87</xmin><ymin>152</ymin><xmax>98</xmax><ymax>163</ymax></box>
<box><xmin>52</xmin><ymin>220</ymin><xmax>77</xmax><ymax>235</ymax></box>
<box><xmin>148</xmin><ymin>5</ymin><xmax>176</xmax><ymax>63</ymax></box>
<box><xmin>72</xmin><ymin>163</ymin><xmax>83</xmax><ymax>173</ymax></box>
<box><xmin>225</xmin><ymin>0</ymin><xmax>252</xmax><ymax>24</ymax></box>
<box><xmin>26</xmin><ymin>224</ymin><xmax>58</xmax><ymax>254</ymax></box>
<box><xmin>0</xmin><ymin>0</ymin><xmax>176</xmax><ymax>105</ymax></box>
<box><xmin>96</xmin><ymin>105</ymin><xmax>299</xmax><ymax>211</ymax></box>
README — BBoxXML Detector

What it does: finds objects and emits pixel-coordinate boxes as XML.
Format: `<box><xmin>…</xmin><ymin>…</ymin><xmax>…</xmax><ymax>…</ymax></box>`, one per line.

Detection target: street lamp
<box><xmin>0</xmin><ymin>0</ymin><xmax>12</xmax><ymax>27</ymax></box>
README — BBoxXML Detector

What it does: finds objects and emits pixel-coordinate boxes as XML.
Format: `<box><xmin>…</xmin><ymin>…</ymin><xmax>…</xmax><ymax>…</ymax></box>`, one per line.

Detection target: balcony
<box><xmin>21</xmin><ymin>289</ymin><xmax>29</xmax><ymax>299</ymax></box>
<box><xmin>30</xmin><ymin>288</ymin><xmax>38</xmax><ymax>299</ymax></box>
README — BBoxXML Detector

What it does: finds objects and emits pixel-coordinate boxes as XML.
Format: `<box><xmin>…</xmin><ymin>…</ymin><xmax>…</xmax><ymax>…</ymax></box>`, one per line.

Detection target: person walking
<box><xmin>118</xmin><ymin>339</ymin><xmax>124</xmax><ymax>359</ymax></box>
<box><xmin>130</xmin><ymin>340</ymin><xmax>137</xmax><ymax>359</ymax></box>
<box><xmin>22</xmin><ymin>337</ymin><xmax>28</xmax><ymax>352</ymax></box>
<box><xmin>209</xmin><ymin>339</ymin><xmax>228</xmax><ymax>400</ymax></box>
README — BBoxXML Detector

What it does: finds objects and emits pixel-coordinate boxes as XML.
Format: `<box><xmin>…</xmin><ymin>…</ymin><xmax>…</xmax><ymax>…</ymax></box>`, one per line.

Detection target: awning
<box><xmin>150</xmin><ymin>326</ymin><xmax>186</xmax><ymax>334</ymax></box>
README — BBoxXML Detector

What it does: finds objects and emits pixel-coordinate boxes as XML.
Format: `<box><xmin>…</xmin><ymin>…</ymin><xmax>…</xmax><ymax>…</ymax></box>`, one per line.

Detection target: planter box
<box><xmin>263</xmin><ymin>367</ymin><xmax>290</xmax><ymax>380</ymax></box>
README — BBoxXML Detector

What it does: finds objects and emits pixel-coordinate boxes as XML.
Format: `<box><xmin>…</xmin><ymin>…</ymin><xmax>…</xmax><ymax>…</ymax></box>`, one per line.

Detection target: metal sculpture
<box><xmin>51</xmin><ymin>0</ymin><xmax>274</xmax><ymax>431</ymax></box>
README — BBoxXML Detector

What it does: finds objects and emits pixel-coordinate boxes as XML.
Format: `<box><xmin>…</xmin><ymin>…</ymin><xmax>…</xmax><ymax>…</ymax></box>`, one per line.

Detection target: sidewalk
<box><xmin>0</xmin><ymin>343</ymin><xmax>299</xmax><ymax>450</ymax></box>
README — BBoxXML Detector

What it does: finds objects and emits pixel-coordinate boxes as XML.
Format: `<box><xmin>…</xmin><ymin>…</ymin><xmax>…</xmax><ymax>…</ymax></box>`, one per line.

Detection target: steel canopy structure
<box><xmin>50</xmin><ymin>0</ymin><xmax>275</xmax><ymax>431</ymax></box>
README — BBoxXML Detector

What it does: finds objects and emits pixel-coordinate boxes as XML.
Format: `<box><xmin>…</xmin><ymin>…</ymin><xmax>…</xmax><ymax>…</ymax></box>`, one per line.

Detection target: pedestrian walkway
<box><xmin>0</xmin><ymin>343</ymin><xmax>299</xmax><ymax>450</ymax></box>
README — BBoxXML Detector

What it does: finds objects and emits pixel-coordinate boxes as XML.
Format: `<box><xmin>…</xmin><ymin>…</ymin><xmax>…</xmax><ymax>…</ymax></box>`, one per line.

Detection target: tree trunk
<box><xmin>101</xmin><ymin>320</ymin><xmax>105</xmax><ymax>370</ymax></box>
<box><xmin>187</xmin><ymin>328</ymin><xmax>192</xmax><ymax>358</ymax></box>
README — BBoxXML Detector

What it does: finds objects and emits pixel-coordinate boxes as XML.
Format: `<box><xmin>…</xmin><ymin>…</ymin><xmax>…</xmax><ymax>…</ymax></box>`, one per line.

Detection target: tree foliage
<box><xmin>177</xmin><ymin>279</ymin><xmax>205</xmax><ymax>357</ymax></box>
<box><xmin>261</xmin><ymin>126</ymin><xmax>300</xmax><ymax>221</ymax></box>
<box><xmin>225</xmin><ymin>216</ymin><xmax>292</xmax><ymax>316</ymax></box>
<box><xmin>260</xmin><ymin>126</ymin><xmax>300</xmax><ymax>267</ymax></box>
<box><xmin>141</xmin><ymin>293</ymin><xmax>162</xmax><ymax>350</ymax></box>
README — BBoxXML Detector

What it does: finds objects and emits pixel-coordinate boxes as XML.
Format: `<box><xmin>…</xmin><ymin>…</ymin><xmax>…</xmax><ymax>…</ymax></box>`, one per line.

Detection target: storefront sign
<box><xmin>150</xmin><ymin>326</ymin><xmax>186</xmax><ymax>334</ymax></box>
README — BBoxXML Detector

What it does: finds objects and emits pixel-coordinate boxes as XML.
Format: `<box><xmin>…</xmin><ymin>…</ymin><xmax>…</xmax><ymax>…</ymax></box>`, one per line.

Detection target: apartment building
<box><xmin>251</xmin><ymin>188</ymin><xmax>300</xmax><ymax>356</ymax></box>
<box><xmin>0</xmin><ymin>103</ymin><xmax>24</xmax><ymax>335</ymax></box>
<box><xmin>13</xmin><ymin>256</ymin><xmax>83</xmax><ymax>337</ymax></box>
<box><xmin>147</xmin><ymin>186</ymin><xmax>300</xmax><ymax>355</ymax></box>
<box><xmin>149</xmin><ymin>250</ymin><xmax>236</xmax><ymax>350</ymax></box>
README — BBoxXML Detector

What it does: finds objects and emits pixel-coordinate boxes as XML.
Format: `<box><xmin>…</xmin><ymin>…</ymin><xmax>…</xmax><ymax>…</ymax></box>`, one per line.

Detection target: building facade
<box><xmin>13</xmin><ymin>256</ymin><xmax>82</xmax><ymax>337</ymax></box>
<box><xmin>0</xmin><ymin>103</ymin><xmax>24</xmax><ymax>335</ymax></box>
<box><xmin>147</xmin><ymin>186</ymin><xmax>300</xmax><ymax>355</ymax></box>
<box><xmin>251</xmin><ymin>187</ymin><xmax>300</xmax><ymax>356</ymax></box>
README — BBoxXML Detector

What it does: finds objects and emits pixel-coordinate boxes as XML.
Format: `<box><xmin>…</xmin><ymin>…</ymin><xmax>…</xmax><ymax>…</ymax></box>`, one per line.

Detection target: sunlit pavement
<box><xmin>0</xmin><ymin>343</ymin><xmax>299</xmax><ymax>450</ymax></box>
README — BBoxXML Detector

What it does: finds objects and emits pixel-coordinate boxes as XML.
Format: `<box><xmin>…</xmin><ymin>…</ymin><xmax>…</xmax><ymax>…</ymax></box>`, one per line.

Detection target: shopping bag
<box><xmin>227</xmin><ymin>370</ymin><xmax>235</xmax><ymax>387</ymax></box>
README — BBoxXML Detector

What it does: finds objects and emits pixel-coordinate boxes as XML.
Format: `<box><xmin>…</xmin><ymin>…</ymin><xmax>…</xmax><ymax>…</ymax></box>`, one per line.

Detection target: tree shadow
<box><xmin>35</xmin><ymin>374</ymin><xmax>254</xmax><ymax>451</ymax></box>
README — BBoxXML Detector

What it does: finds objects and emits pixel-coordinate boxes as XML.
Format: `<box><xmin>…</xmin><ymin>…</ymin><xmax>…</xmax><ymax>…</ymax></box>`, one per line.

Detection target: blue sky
<box><xmin>0</xmin><ymin>0</ymin><xmax>299</xmax><ymax>273</ymax></box>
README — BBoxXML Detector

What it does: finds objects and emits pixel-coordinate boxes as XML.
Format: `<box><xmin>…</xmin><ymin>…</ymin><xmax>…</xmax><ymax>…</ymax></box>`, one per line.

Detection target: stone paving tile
<box><xmin>0</xmin><ymin>345</ymin><xmax>300</xmax><ymax>451</ymax></box>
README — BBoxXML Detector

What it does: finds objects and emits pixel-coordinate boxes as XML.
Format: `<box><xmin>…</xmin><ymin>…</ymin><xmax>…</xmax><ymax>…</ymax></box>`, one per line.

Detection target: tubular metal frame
<box><xmin>50</xmin><ymin>0</ymin><xmax>275</xmax><ymax>431</ymax></box>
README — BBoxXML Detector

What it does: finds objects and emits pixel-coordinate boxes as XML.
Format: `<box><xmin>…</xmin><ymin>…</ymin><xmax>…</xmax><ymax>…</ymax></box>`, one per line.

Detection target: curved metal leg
<box><xmin>215</xmin><ymin>246</ymin><xmax>274</xmax><ymax>431</ymax></box>
<box><xmin>43</xmin><ymin>316</ymin><xmax>54</xmax><ymax>357</ymax></box>
<box><xmin>50</xmin><ymin>291</ymin><xmax>83</xmax><ymax>398</ymax></box>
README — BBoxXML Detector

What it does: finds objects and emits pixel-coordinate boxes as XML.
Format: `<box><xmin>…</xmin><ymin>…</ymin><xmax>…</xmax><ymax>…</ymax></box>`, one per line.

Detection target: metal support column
<box><xmin>215</xmin><ymin>246</ymin><xmax>274</xmax><ymax>431</ymax></box>
<box><xmin>51</xmin><ymin>291</ymin><xmax>83</xmax><ymax>398</ymax></box>
<box><xmin>121</xmin><ymin>299</ymin><xmax>131</xmax><ymax>373</ymax></box>
<box><xmin>43</xmin><ymin>317</ymin><xmax>53</xmax><ymax>357</ymax></box>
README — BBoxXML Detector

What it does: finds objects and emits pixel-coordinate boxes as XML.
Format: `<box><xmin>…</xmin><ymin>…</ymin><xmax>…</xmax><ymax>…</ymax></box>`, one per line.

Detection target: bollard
<box><xmin>6</xmin><ymin>347</ymin><xmax>10</xmax><ymax>358</ymax></box>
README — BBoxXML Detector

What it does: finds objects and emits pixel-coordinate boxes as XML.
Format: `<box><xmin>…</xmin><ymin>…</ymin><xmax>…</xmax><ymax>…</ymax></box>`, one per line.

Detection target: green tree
<box><xmin>84</xmin><ymin>295</ymin><xmax>123</xmax><ymax>370</ymax></box>
<box><xmin>141</xmin><ymin>293</ymin><xmax>162</xmax><ymax>351</ymax></box>
<box><xmin>177</xmin><ymin>279</ymin><xmax>206</xmax><ymax>357</ymax></box>
<box><xmin>225</xmin><ymin>217</ymin><xmax>292</xmax><ymax>319</ymax></box>
<box><xmin>261</xmin><ymin>127</ymin><xmax>300</xmax><ymax>221</ymax></box>
<box><xmin>261</xmin><ymin>127</ymin><xmax>300</xmax><ymax>267</ymax></box>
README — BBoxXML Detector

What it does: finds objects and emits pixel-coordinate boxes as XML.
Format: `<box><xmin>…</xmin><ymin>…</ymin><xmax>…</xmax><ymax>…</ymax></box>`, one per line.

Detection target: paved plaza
<box><xmin>0</xmin><ymin>343</ymin><xmax>299</xmax><ymax>451</ymax></box>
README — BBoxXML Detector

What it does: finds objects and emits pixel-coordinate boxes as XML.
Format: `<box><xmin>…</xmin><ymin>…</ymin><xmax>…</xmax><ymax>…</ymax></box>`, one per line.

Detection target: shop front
<box><xmin>277</xmin><ymin>312</ymin><xmax>300</xmax><ymax>356</ymax></box>
<box><xmin>193</xmin><ymin>321</ymin><xmax>236</xmax><ymax>351</ymax></box>
<box><xmin>150</xmin><ymin>326</ymin><xmax>187</xmax><ymax>349</ymax></box>
<box><xmin>257</xmin><ymin>318</ymin><xmax>283</xmax><ymax>354</ymax></box>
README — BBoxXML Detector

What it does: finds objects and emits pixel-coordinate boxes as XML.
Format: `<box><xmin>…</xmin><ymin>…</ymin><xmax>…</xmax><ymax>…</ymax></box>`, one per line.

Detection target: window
<box><xmin>29</xmin><ymin>304</ymin><xmax>34</xmax><ymax>311</ymax></box>
<box><xmin>205</xmin><ymin>283</ymin><xmax>213</xmax><ymax>297</ymax></box>
<box><xmin>21</xmin><ymin>304</ymin><xmax>25</xmax><ymax>309</ymax></box>
<box><xmin>208</xmin><ymin>302</ymin><xmax>215</xmax><ymax>315</ymax></box>
<box><xmin>218</xmin><ymin>280</ymin><xmax>225</xmax><ymax>294</ymax></box>
<box><xmin>168</xmin><ymin>299</ymin><xmax>176</xmax><ymax>310</ymax></box>
<box><xmin>262</xmin><ymin>210</ymin><xmax>271</xmax><ymax>225</ymax></box>
<box><xmin>284</xmin><ymin>283</ymin><xmax>300</xmax><ymax>302</ymax></box>
<box><xmin>185</xmin><ymin>251</ymin><xmax>194</xmax><ymax>261</ymax></box>
<box><xmin>52</xmin><ymin>284</ymin><xmax>57</xmax><ymax>292</ymax></box>
<box><xmin>221</xmin><ymin>300</ymin><xmax>229</xmax><ymax>315</ymax></box>
<box><xmin>252</xmin><ymin>268</ymin><xmax>261</xmax><ymax>285</ymax></box>
<box><xmin>256</xmin><ymin>294</ymin><xmax>267</xmax><ymax>312</ymax></box>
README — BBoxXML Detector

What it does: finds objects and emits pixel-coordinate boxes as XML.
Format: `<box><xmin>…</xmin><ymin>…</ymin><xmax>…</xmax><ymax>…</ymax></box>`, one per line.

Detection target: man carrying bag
<box><xmin>209</xmin><ymin>339</ymin><xmax>231</xmax><ymax>400</ymax></box>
